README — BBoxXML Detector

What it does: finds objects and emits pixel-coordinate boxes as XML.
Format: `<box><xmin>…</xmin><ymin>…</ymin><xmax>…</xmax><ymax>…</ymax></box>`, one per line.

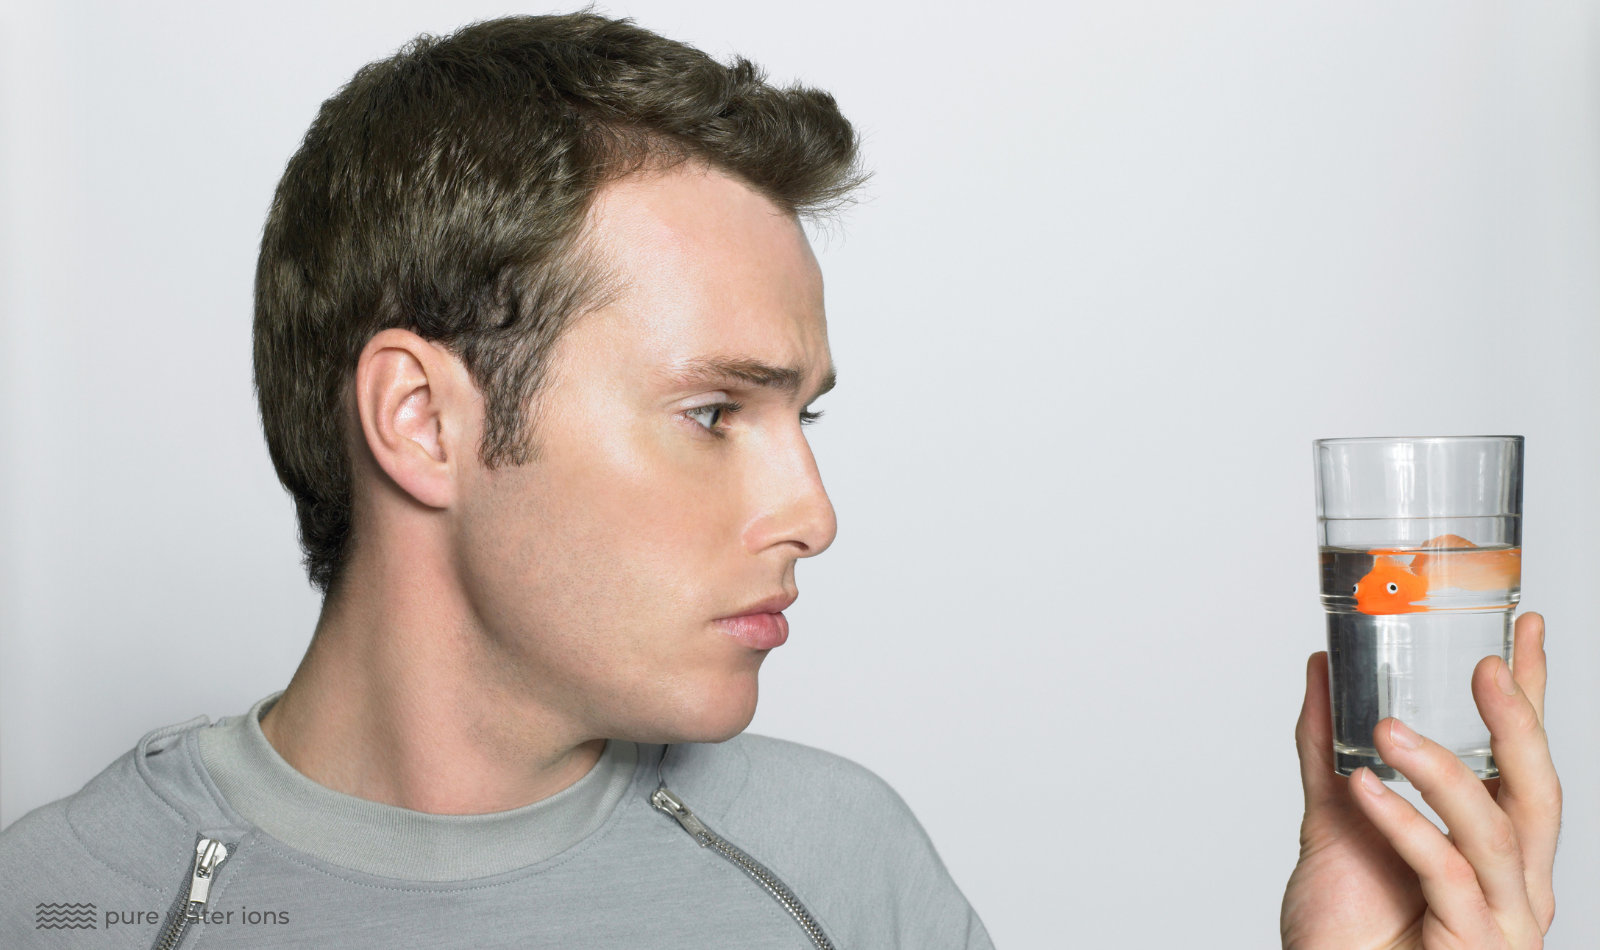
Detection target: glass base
<box><xmin>1335</xmin><ymin>747</ymin><xmax>1498</xmax><ymax>782</ymax></box>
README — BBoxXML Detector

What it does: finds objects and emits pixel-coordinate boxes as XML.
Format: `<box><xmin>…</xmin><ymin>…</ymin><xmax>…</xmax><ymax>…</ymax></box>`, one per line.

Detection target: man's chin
<box><xmin>618</xmin><ymin>673</ymin><xmax>760</xmax><ymax>745</ymax></box>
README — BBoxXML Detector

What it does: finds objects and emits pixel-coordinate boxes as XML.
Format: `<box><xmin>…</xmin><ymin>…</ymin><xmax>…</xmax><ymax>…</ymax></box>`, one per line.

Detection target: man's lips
<box><xmin>715</xmin><ymin>591</ymin><xmax>796</xmax><ymax>650</ymax></box>
<box><xmin>715</xmin><ymin>612</ymin><xmax>789</xmax><ymax>650</ymax></box>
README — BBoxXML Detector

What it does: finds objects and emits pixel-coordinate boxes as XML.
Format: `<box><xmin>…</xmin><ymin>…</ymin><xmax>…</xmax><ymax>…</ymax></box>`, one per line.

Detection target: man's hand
<box><xmin>1281</xmin><ymin>612</ymin><xmax>1560</xmax><ymax>948</ymax></box>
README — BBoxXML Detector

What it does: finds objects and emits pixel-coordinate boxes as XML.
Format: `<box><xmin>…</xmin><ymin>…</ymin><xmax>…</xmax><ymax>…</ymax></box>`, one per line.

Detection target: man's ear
<box><xmin>351</xmin><ymin>328</ymin><xmax>478</xmax><ymax>510</ymax></box>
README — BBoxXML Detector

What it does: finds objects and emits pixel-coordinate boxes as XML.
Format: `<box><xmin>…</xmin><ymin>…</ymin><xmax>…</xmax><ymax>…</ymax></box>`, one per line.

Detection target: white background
<box><xmin>3</xmin><ymin>2</ymin><xmax>1596</xmax><ymax>946</ymax></box>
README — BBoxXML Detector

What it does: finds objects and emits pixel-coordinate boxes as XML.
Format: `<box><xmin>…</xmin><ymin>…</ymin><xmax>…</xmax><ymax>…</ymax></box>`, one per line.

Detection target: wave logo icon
<box><xmin>36</xmin><ymin>902</ymin><xmax>97</xmax><ymax>929</ymax></box>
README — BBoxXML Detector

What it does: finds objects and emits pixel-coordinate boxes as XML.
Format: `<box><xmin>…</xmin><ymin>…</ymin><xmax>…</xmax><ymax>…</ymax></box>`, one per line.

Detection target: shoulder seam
<box><xmin>57</xmin><ymin>802</ymin><xmax>167</xmax><ymax>897</ymax></box>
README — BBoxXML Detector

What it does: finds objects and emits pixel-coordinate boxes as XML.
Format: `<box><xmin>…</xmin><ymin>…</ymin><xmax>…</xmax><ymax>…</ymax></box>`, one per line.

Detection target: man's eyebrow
<box><xmin>663</xmin><ymin>356</ymin><xmax>837</xmax><ymax>401</ymax></box>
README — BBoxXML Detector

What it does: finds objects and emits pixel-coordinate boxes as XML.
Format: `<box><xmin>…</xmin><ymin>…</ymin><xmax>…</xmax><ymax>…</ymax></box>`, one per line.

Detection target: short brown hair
<box><xmin>253</xmin><ymin>12</ymin><xmax>864</xmax><ymax>596</ymax></box>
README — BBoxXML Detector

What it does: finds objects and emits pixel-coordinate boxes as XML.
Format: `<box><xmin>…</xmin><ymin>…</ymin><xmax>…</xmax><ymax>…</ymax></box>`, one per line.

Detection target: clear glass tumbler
<box><xmin>1313</xmin><ymin>435</ymin><xmax>1523</xmax><ymax>780</ymax></box>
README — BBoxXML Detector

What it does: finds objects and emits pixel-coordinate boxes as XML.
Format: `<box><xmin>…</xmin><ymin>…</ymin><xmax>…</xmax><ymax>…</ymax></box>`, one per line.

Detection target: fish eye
<box><xmin>1386</xmin><ymin>582</ymin><xmax>1399</xmax><ymax>594</ymax></box>
<box><xmin>1351</xmin><ymin>584</ymin><xmax>1359</xmax><ymax>595</ymax></box>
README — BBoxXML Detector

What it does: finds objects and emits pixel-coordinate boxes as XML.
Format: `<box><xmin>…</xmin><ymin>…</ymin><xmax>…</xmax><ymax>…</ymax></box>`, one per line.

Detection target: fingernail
<box><xmin>1495</xmin><ymin>656</ymin><xmax>1518</xmax><ymax>696</ymax></box>
<box><xmin>1358</xmin><ymin>767</ymin><xmax>1387</xmax><ymax>796</ymax></box>
<box><xmin>1388</xmin><ymin>719</ymin><xmax>1421</xmax><ymax>750</ymax></box>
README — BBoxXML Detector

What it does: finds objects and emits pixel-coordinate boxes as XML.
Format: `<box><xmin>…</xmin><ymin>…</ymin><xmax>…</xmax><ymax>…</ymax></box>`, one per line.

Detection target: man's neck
<box><xmin>258</xmin><ymin>560</ymin><xmax>605</xmax><ymax>816</ymax></box>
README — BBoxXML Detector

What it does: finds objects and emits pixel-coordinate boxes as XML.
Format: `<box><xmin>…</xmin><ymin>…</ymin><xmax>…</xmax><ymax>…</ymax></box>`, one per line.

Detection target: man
<box><xmin>0</xmin><ymin>12</ymin><xmax>1560</xmax><ymax>949</ymax></box>
<box><xmin>2</xmin><ymin>14</ymin><xmax>987</xmax><ymax>949</ymax></box>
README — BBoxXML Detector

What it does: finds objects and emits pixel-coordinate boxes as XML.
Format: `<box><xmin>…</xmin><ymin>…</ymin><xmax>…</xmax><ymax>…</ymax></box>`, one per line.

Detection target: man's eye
<box><xmin>800</xmin><ymin>409</ymin><xmax>824</xmax><ymax>426</ymax></box>
<box><xmin>684</xmin><ymin>398</ymin><xmax>739</xmax><ymax>431</ymax></box>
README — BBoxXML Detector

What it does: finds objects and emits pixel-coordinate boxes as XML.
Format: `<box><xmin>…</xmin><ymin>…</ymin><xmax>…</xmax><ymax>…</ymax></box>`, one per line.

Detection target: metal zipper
<box><xmin>651</xmin><ymin>784</ymin><xmax>838</xmax><ymax>950</ymax></box>
<box><xmin>149</xmin><ymin>837</ymin><xmax>230</xmax><ymax>950</ymax></box>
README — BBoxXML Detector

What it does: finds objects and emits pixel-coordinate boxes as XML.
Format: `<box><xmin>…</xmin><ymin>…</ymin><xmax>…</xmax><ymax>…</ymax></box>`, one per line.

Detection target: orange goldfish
<box><xmin>1353</xmin><ymin>552</ymin><xmax>1430</xmax><ymax>614</ymax></box>
<box><xmin>1353</xmin><ymin>534</ymin><xmax>1521</xmax><ymax>615</ymax></box>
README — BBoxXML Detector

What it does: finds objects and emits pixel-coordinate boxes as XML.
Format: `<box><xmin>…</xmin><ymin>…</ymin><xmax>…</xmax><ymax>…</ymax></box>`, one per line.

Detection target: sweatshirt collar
<box><xmin>195</xmin><ymin>691</ymin><xmax>639</xmax><ymax>881</ymax></box>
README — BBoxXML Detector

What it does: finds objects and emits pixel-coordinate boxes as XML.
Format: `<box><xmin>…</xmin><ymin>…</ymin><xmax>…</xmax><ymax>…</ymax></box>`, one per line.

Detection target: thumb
<box><xmin>1295</xmin><ymin>651</ymin><xmax>1345</xmax><ymax>813</ymax></box>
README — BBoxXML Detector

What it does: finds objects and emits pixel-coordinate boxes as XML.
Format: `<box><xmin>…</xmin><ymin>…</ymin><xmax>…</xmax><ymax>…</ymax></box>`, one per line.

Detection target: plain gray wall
<box><xmin>3</xmin><ymin>2</ymin><xmax>1596</xmax><ymax>946</ymax></box>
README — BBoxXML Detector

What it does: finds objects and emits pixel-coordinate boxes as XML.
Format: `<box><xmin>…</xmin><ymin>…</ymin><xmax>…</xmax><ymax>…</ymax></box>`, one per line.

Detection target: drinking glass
<box><xmin>1313</xmin><ymin>435</ymin><xmax>1523</xmax><ymax>780</ymax></box>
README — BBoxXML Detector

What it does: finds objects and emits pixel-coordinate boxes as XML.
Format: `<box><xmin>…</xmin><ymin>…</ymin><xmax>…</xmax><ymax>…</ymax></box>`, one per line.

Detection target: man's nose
<box><xmin>745</xmin><ymin>426</ymin><xmax>837</xmax><ymax>558</ymax></box>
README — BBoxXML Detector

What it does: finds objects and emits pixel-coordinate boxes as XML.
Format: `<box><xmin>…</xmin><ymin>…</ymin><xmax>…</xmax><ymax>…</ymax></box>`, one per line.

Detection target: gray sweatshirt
<box><xmin>1</xmin><ymin>693</ymin><xmax>994</xmax><ymax>948</ymax></box>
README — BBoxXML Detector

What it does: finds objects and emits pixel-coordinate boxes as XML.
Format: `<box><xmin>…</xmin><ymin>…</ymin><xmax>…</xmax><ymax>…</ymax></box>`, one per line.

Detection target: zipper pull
<box><xmin>181</xmin><ymin>838</ymin><xmax>229</xmax><ymax>920</ymax></box>
<box><xmin>650</xmin><ymin>787</ymin><xmax>713</xmax><ymax>845</ymax></box>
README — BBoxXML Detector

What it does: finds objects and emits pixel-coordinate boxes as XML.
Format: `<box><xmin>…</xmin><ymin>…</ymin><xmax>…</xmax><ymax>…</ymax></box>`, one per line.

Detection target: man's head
<box><xmin>254</xmin><ymin>12</ymin><xmax>862</xmax><ymax>597</ymax></box>
<box><xmin>252</xmin><ymin>13</ymin><xmax>861</xmax><ymax>743</ymax></box>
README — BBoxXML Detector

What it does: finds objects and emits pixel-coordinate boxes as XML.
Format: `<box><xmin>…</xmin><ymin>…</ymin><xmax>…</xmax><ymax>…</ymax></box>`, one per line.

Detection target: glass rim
<box><xmin>1313</xmin><ymin>434</ymin><xmax>1523</xmax><ymax>447</ymax></box>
